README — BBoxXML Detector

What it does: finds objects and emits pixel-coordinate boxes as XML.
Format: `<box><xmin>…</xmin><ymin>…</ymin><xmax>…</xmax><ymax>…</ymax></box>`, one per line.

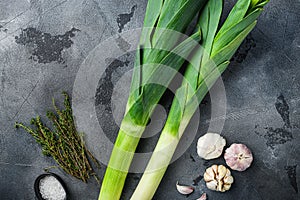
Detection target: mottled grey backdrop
<box><xmin>0</xmin><ymin>0</ymin><xmax>299</xmax><ymax>199</ymax></box>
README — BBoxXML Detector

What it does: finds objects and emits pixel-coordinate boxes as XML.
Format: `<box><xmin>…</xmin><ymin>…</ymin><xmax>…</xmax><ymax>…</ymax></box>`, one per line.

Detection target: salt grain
<box><xmin>39</xmin><ymin>175</ymin><xmax>66</xmax><ymax>200</ymax></box>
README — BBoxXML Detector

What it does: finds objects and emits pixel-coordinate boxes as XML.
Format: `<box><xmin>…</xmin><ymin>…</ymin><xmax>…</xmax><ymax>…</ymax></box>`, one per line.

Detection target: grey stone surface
<box><xmin>0</xmin><ymin>0</ymin><xmax>299</xmax><ymax>200</ymax></box>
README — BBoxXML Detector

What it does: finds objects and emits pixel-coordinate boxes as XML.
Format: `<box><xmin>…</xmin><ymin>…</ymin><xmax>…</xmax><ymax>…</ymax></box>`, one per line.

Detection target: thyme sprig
<box><xmin>15</xmin><ymin>92</ymin><xmax>99</xmax><ymax>183</ymax></box>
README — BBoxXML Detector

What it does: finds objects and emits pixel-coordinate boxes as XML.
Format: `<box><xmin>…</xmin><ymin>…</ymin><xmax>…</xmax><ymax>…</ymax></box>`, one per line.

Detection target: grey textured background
<box><xmin>0</xmin><ymin>0</ymin><xmax>300</xmax><ymax>199</ymax></box>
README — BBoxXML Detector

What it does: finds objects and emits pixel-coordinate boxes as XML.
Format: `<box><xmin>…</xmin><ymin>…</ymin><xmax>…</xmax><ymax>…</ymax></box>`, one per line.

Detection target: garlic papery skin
<box><xmin>204</xmin><ymin>165</ymin><xmax>234</xmax><ymax>192</ymax></box>
<box><xmin>224</xmin><ymin>143</ymin><xmax>253</xmax><ymax>171</ymax></box>
<box><xmin>176</xmin><ymin>182</ymin><xmax>194</xmax><ymax>195</ymax></box>
<box><xmin>197</xmin><ymin>133</ymin><xmax>226</xmax><ymax>160</ymax></box>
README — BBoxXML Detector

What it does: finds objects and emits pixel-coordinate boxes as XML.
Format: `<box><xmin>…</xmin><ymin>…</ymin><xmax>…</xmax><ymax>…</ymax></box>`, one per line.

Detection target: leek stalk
<box><xmin>131</xmin><ymin>0</ymin><xmax>270</xmax><ymax>199</ymax></box>
<box><xmin>99</xmin><ymin>0</ymin><xmax>208</xmax><ymax>199</ymax></box>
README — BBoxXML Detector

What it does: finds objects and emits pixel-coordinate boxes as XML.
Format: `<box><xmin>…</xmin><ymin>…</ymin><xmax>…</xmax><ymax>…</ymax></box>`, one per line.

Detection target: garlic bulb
<box><xmin>204</xmin><ymin>165</ymin><xmax>234</xmax><ymax>192</ymax></box>
<box><xmin>224</xmin><ymin>143</ymin><xmax>253</xmax><ymax>171</ymax></box>
<box><xmin>197</xmin><ymin>133</ymin><xmax>226</xmax><ymax>160</ymax></box>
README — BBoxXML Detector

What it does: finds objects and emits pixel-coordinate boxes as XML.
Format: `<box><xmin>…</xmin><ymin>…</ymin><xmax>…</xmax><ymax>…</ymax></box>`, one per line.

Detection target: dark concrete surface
<box><xmin>0</xmin><ymin>0</ymin><xmax>300</xmax><ymax>199</ymax></box>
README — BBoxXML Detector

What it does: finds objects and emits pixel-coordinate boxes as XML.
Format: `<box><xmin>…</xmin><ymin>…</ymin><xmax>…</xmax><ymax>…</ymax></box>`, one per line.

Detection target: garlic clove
<box><xmin>217</xmin><ymin>179</ymin><xmax>223</xmax><ymax>192</ymax></box>
<box><xmin>196</xmin><ymin>193</ymin><xmax>207</xmax><ymax>200</ymax></box>
<box><xmin>204</xmin><ymin>167</ymin><xmax>215</xmax><ymax>181</ymax></box>
<box><xmin>223</xmin><ymin>183</ymin><xmax>232</xmax><ymax>191</ymax></box>
<box><xmin>224</xmin><ymin>175</ymin><xmax>234</xmax><ymax>184</ymax></box>
<box><xmin>206</xmin><ymin>179</ymin><xmax>218</xmax><ymax>191</ymax></box>
<box><xmin>224</xmin><ymin>143</ymin><xmax>253</xmax><ymax>171</ymax></box>
<box><xmin>217</xmin><ymin>165</ymin><xmax>227</xmax><ymax>179</ymax></box>
<box><xmin>211</xmin><ymin>165</ymin><xmax>218</xmax><ymax>173</ymax></box>
<box><xmin>203</xmin><ymin>172</ymin><xmax>213</xmax><ymax>182</ymax></box>
<box><xmin>225</xmin><ymin>169</ymin><xmax>231</xmax><ymax>176</ymax></box>
<box><xmin>176</xmin><ymin>182</ymin><xmax>194</xmax><ymax>195</ymax></box>
<box><xmin>197</xmin><ymin>133</ymin><xmax>226</xmax><ymax>160</ymax></box>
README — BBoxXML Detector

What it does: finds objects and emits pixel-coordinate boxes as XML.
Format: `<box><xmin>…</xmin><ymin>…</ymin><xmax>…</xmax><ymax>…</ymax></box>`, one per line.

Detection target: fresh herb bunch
<box><xmin>15</xmin><ymin>92</ymin><xmax>99</xmax><ymax>183</ymax></box>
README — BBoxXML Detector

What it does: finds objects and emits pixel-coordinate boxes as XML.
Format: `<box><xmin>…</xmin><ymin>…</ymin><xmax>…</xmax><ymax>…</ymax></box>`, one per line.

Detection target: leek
<box><xmin>131</xmin><ymin>0</ymin><xmax>270</xmax><ymax>199</ymax></box>
<box><xmin>99</xmin><ymin>0</ymin><xmax>208</xmax><ymax>199</ymax></box>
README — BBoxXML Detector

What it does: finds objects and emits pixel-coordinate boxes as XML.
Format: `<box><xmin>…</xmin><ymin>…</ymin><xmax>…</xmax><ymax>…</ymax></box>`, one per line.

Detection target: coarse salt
<box><xmin>39</xmin><ymin>175</ymin><xmax>66</xmax><ymax>200</ymax></box>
